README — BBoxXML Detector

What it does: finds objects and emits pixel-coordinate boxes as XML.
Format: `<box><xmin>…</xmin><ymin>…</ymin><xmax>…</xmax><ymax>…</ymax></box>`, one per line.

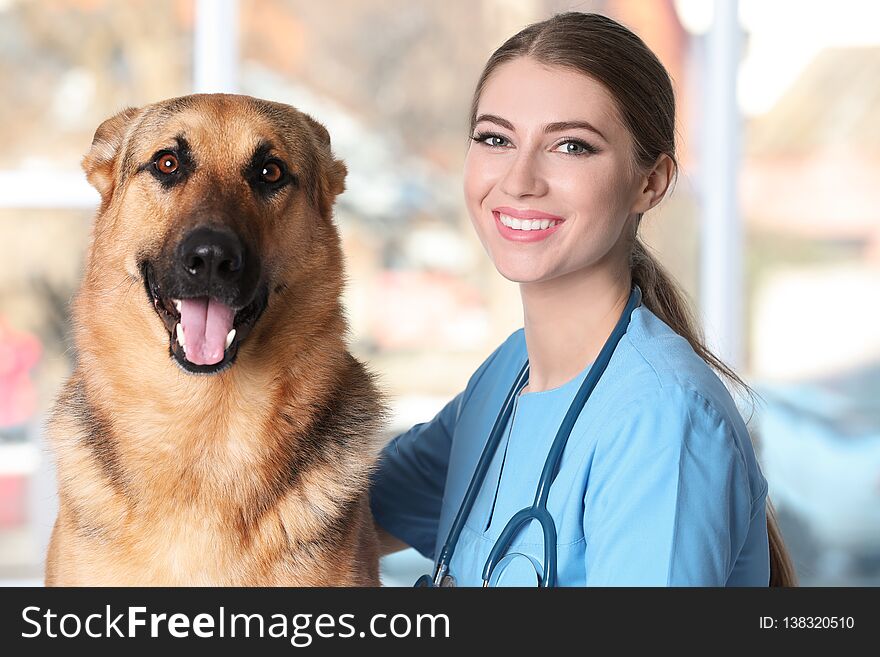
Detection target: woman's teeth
<box><xmin>498</xmin><ymin>214</ymin><xmax>561</xmax><ymax>230</ymax></box>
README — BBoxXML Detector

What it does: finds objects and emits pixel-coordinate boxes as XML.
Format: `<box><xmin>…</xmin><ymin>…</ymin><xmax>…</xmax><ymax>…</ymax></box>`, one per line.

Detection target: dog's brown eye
<box><xmin>261</xmin><ymin>161</ymin><xmax>283</xmax><ymax>184</ymax></box>
<box><xmin>155</xmin><ymin>153</ymin><xmax>179</xmax><ymax>175</ymax></box>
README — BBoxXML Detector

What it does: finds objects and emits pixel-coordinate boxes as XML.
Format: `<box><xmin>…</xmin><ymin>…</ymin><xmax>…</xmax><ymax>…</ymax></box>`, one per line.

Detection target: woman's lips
<box><xmin>492</xmin><ymin>209</ymin><xmax>565</xmax><ymax>243</ymax></box>
<box><xmin>493</xmin><ymin>206</ymin><xmax>564</xmax><ymax>221</ymax></box>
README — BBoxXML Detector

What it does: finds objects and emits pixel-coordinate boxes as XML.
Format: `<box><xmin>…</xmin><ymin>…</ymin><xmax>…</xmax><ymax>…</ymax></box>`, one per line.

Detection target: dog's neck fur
<box><xmin>54</xmin><ymin>296</ymin><xmax>385</xmax><ymax>545</ymax></box>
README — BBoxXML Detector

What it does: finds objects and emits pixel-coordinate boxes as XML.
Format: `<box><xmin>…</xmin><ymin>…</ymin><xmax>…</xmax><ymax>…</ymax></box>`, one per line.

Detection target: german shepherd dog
<box><xmin>44</xmin><ymin>94</ymin><xmax>387</xmax><ymax>585</ymax></box>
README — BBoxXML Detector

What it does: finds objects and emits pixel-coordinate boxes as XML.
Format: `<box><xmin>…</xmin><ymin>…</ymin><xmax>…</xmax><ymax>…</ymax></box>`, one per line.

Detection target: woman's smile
<box><xmin>492</xmin><ymin>207</ymin><xmax>566</xmax><ymax>243</ymax></box>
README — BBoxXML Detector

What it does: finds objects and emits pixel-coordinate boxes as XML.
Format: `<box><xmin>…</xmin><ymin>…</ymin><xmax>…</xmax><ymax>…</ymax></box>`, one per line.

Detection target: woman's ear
<box><xmin>81</xmin><ymin>106</ymin><xmax>142</xmax><ymax>206</ymax></box>
<box><xmin>631</xmin><ymin>153</ymin><xmax>675</xmax><ymax>215</ymax></box>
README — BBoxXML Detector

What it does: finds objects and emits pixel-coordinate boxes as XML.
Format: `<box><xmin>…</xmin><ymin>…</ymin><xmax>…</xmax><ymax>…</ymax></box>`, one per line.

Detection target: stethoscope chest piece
<box><xmin>414</xmin><ymin>573</ymin><xmax>457</xmax><ymax>587</ymax></box>
<box><xmin>486</xmin><ymin>552</ymin><xmax>544</xmax><ymax>587</ymax></box>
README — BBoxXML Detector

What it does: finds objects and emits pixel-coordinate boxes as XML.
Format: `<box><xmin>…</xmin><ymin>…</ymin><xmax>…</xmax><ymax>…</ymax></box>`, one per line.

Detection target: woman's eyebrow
<box><xmin>474</xmin><ymin>114</ymin><xmax>514</xmax><ymax>130</ymax></box>
<box><xmin>474</xmin><ymin>114</ymin><xmax>607</xmax><ymax>142</ymax></box>
<box><xmin>543</xmin><ymin>120</ymin><xmax>607</xmax><ymax>142</ymax></box>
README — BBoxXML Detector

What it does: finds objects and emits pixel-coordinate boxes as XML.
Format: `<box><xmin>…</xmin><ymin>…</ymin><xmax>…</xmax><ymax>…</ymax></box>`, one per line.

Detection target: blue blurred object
<box><xmin>755</xmin><ymin>361</ymin><xmax>880</xmax><ymax>582</ymax></box>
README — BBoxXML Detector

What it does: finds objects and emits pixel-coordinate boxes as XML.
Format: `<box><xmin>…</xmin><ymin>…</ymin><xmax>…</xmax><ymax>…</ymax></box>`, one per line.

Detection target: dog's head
<box><xmin>79</xmin><ymin>94</ymin><xmax>347</xmax><ymax>375</ymax></box>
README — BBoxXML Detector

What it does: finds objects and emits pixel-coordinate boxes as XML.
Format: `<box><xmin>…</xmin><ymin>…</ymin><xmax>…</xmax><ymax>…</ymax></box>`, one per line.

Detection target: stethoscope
<box><xmin>415</xmin><ymin>284</ymin><xmax>643</xmax><ymax>587</ymax></box>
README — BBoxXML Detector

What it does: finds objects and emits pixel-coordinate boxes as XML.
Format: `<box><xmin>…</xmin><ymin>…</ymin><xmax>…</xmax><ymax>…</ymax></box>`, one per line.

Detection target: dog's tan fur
<box><xmin>44</xmin><ymin>94</ymin><xmax>387</xmax><ymax>585</ymax></box>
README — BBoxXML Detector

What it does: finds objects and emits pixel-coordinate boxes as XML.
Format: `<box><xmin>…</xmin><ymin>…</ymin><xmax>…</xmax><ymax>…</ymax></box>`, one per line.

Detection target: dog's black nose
<box><xmin>177</xmin><ymin>226</ymin><xmax>244</xmax><ymax>287</ymax></box>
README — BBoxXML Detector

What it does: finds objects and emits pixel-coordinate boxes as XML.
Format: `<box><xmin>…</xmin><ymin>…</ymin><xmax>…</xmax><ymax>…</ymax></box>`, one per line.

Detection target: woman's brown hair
<box><xmin>469</xmin><ymin>11</ymin><xmax>797</xmax><ymax>587</ymax></box>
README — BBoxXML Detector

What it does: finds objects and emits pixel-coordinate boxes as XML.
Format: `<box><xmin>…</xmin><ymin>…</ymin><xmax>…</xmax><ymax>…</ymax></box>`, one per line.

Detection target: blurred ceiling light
<box><xmin>51</xmin><ymin>68</ymin><xmax>95</xmax><ymax>128</ymax></box>
<box><xmin>673</xmin><ymin>0</ymin><xmax>715</xmax><ymax>35</ymax></box>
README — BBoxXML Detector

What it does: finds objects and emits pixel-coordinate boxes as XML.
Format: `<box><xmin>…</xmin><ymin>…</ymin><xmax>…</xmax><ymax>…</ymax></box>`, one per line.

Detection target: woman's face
<box><xmin>463</xmin><ymin>56</ymin><xmax>648</xmax><ymax>285</ymax></box>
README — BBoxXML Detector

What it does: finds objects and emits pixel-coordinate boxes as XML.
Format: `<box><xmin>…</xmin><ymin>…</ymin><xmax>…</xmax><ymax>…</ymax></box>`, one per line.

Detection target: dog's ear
<box><xmin>302</xmin><ymin>113</ymin><xmax>347</xmax><ymax>200</ymax></box>
<box><xmin>81</xmin><ymin>106</ymin><xmax>141</xmax><ymax>206</ymax></box>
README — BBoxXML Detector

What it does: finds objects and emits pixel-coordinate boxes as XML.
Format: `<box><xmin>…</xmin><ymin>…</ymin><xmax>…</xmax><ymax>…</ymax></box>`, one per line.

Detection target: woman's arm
<box><xmin>369</xmin><ymin>334</ymin><xmax>515</xmax><ymax>561</ymax></box>
<box><xmin>583</xmin><ymin>385</ymin><xmax>753</xmax><ymax>585</ymax></box>
<box><xmin>368</xmin><ymin>391</ymin><xmax>463</xmax><ymax>559</ymax></box>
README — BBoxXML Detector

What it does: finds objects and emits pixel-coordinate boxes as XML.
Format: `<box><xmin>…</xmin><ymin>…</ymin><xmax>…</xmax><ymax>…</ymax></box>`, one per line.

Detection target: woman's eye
<box><xmin>154</xmin><ymin>152</ymin><xmax>179</xmax><ymax>174</ymax></box>
<box><xmin>473</xmin><ymin>133</ymin><xmax>510</xmax><ymax>148</ymax></box>
<box><xmin>260</xmin><ymin>160</ymin><xmax>284</xmax><ymax>183</ymax></box>
<box><xmin>553</xmin><ymin>140</ymin><xmax>595</xmax><ymax>155</ymax></box>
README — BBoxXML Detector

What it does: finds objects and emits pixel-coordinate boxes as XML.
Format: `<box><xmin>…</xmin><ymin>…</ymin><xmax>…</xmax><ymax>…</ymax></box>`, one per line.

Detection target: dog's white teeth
<box><xmin>225</xmin><ymin>328</ymin><xmax>236</xmax><ymax>350</ymax></box>
<box><xmin>174</xmin><ymin>299</ymin><xmax>181</xmax><ymax>312</ymax></box>
<box><xmin>175</xmin><ymin>322</ymin><xmax>186</xmax><ymax>348</ymax></box>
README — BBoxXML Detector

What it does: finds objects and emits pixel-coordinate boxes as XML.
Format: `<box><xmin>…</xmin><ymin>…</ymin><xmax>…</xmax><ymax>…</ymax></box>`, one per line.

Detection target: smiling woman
<box><xmin>464</xmin><ymin>57</ymin><xmax>668</xmax><ymax>301</ymax></box>
<box><xmin>369</xmin><ymin>11</ymin><xmax>798</xmax><ymax>588</ymax></box>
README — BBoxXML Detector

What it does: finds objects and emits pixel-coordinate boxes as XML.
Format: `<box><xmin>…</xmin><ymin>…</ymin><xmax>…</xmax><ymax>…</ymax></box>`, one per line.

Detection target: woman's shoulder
<box><xmin>467</xmin><ymin>310</ymin><xmax>742</xmax><ymax>421</ymax></box>
<box><xmin>476</xmin><ymin>326</ymin><xmax>528</xmax><ymax>368</ymax></box>
<box><xmin>458</xmin><ymin>328</ymin><xmax>528</xmax><ymax>402</ymax></box>
<box><xmin>598</xmin><ymin>305</ymin><xmax>769</xmax><ymax>503</ymax></box>
<box><xmin>611</xmin><ymin>306</ymin><xmax>744</xmax><ymax>416</ymax></box>
<box><xmin>598</xmin><ymin>305</ymin><xmax>751</xmax><ymax>429</ymax></box>
<box><xmin>469</xmin><ymin>309</ymin><xmax>748</xmax><ymax>422</ymax></box>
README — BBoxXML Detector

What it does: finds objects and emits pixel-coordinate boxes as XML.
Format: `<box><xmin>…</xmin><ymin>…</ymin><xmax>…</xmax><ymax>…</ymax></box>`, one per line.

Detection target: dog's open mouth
<box><xmin>142</xmin><ymin>262</ymin><xmax>268</xmax><ymax>375</ymax></box>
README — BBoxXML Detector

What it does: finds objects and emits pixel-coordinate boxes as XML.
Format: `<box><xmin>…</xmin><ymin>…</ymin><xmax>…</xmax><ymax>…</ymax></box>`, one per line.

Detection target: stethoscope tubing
<box><xmin>430</xmin><ymin>361</ymin><xmax>530</xmax><ymax>586</ymax></box>
<box><xmin>427</xmin><ymin>284</ymin><xmax>643</xmax><ymax>588</ymax></box>
<box><xmin>482</xmin><ymin>284</ymin><xmax>643</xmax><ymax>586</ymax></box>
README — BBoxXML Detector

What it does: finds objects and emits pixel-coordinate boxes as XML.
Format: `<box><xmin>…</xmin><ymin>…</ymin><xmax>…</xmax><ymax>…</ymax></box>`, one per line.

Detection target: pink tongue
<box><xmin>179</xmin><ymin>297</ymin><xmax>235</xmax><ymax>366</ymax></box>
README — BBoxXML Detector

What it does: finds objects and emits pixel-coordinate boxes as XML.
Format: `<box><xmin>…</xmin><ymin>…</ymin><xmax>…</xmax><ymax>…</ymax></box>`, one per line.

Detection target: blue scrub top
<box><xmin>370</xmin><ymin>305</ymin><xmax>771</xmax><ymax>586</ymax></box>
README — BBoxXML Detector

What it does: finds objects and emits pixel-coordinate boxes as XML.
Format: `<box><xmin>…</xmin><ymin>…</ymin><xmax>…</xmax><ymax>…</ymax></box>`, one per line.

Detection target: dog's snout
<box><xmin>177</xmin><ymin>226</ymin><xmax>244</xmax><ymax>286</ymax></box>
<box><xmin>165</xmin><ymin>224</ymin><xmax>260</xmax><ymax>309</ymax></box>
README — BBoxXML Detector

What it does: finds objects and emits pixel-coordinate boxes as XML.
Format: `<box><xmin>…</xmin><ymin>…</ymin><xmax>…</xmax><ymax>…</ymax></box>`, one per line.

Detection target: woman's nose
<box><xmin>498</xmin><ymin>148</ymin><xmax>549</xmax><ymax>198</ymax></box>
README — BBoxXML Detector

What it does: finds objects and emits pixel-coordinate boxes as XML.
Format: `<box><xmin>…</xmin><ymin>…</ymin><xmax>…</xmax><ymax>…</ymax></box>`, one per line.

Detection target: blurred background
<box><xmin>0</xmin><ymin>0</ymin><xmax>878</xmax><ymax>586</ymax></box>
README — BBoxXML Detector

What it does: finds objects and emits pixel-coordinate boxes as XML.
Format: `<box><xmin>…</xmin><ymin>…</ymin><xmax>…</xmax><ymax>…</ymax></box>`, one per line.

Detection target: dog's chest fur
<box><xmin>48</xmin><ymin>357</ymin><xmax>383</xmax><ymax>586</ymax></box>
